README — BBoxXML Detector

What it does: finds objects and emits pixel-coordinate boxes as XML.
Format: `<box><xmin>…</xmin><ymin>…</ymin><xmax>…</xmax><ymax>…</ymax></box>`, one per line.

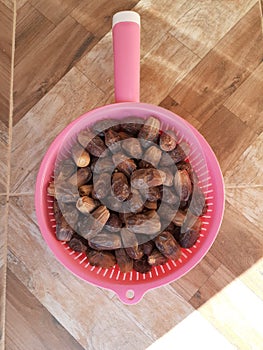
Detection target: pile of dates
<box><xmin>48</xmin><ymin>116</ymin><xmax>207</xmax><ymax>274</ymax></box>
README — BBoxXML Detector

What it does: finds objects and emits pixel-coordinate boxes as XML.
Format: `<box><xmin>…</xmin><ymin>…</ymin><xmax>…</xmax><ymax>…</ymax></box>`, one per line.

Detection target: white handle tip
<box><xmin>112</xmin><ymin>11</ymin><xmax>140</xmax><ymax>28</ymax></box>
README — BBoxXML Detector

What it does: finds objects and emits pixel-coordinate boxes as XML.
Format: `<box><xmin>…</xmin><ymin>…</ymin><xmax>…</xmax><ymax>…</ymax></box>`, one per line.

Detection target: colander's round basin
<box><xmin>35</xmin><ymin>102</ymin><xmax>224</xmax><ymax>304</ymax></box>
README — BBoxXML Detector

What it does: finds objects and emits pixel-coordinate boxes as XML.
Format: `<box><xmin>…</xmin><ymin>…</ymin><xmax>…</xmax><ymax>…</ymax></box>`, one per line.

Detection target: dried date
<box><xmin>115</xmin><ymin>248</ymin><xmax>133</xmax><ymax>273</ymax></box>
<box><xmin>155</xmin><ymin>231</ymin><xmax>181</xmax><ymax>260</ymax></box>
<box><xmin>121</xmin><ymin>137</ymin><xmax>143</xmax><ymax>158</ymax></box>
<box><xmin>112</xmin><ymin>153</ymin><xmax>137</xmax><ymax>177</ymax></box>
<box><xmin>76</xmin><ymin>196</ymin><xmax>99</xmax><ymax>214</ymax></box>
<box><xmin>71</xmin><ymin>142</ymin><xmax>90</xmax><ymax>167</ymax></box>
<box><xmin>68</xmin><ymin>236</ymin><xmax>88</xmax><ymax>252</ymax></box>
<box><xmin>56</xmin><ymin>216</ymin><xmax>74</xmax><ymax>242</ymax></box>
<box><xmin>68</xmin><ymin>167</ymin><xmax>92</xmax><ymax>187</ymax></box>
<box><xmin>174</xmin><ymin>169</ymin><xmax>192</xmax><ymax>201</ymax></box>
<box><xmin>78</xmin><ymin>129</ymin><xmax>107</xmax><ymax>157</ymax></box>
<box><xmin>89</xmin><ymin>232</ymin><xmax>122</xmax><ymax>250</ymax></box>
<box><xmin>105</xmin><ymin>213</ymin><xmax>122</xmax><ymax>232</ymax></box>
<box><xmin>120</xmin><ymin>228</ymin><xmax>144</xmax><ymax>260</ymax></box>
<box><xmin>138</xmin><ymin>116</ymin><xmax>160</xmax><ymax>142</ymax></box>
<box><xmin>93</xmin><ymin>173</ymin><xmax>111</xmax><ymax>199</ymax></box>
<box><xmin>159</xmin><ymin>130</ymin><xmax>177</xmax><ymax>152</ymax></box>
<box><xmin>125</xmin><ymin>210</ymin><xmax>161</xmax><ymax>235</ymax></box>
<box><xmin>133</xmin><ymin>256</ymin><xmax>152</xmax><ymax>273</ymax></box>
<box><xmin>87</xmin><ymin>250</ymin><xmax>116</xmax><ymax>268</ymax></box>
<box><xmin>148</xmin><ymin>249</ymin><xmax>168</xmax><ymax>266</ymax></box>
<box><xmin>143</xmin><ymin>145</ymin><xmax>162</xmax><ymax>167</ymax></box>
<box><xmin>112</xmin><ymin>172</ymin><xmax>130</xmax><ymax>201</ymax></box>
<box><xmin>131</xmin><ymin>168</ymin><xmax>165</xmax><ymax>189</ymax></box>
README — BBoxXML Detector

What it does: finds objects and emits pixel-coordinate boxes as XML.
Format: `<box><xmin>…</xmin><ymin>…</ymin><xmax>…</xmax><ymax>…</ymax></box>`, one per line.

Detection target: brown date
<box><xmin>87</xmin><ymin>250</ymin><xmax>116</xmax><ymax>268</ymax></box>
<box><xmin>78</xmin><ymin>129</ymin><xmax>107</xmax><ymax>157</ymax></box>
<box><xmin>120</xmin><ymin>228</ymin><xmax>144</xmax><ymax>260</ymax></box>
<box><xmin>68</xmin><ymin>167</ymin><xmax>92</xmax><ymax>187</ymax></box>
<box><xmin>131</xmin><ymin>168</ymin><xmax>165</xmax><ymax>189</ymax></box>
<box><xmin>112</xmin><ymin>172</ymin><xmax>130</xmax><ymax>201</ymax></box>
<box><xmin>189</xmin><ymin>187</ymin><xmax>207</xmax><ymax>216</ymax></box>
<box><xmin>93</xmin><ymin>173</ymin><xmax>111</xmax><ymax>199</ymax></box>
<box><xmin>91</xmin><ymin>156</ymin><xmax>114</xmax><ymax>174</ymax></box>
<box><xmin>142</xmin><ymin>240</ymin><xmax>155</xmax><ymax>256</ymax></box>
<box><xmin>56</xmin><ymin>216</ymin><xmax>74</xmax><ymax>242</ymax></box>
<box><xmin>141</xmin><ymin>186</ymin><xmax>161</xmax><ymax>202</ymax></box>
<box><xmin>169</xmin><ymin>142</ymin><xmax>190</xmax><ymax>164</ymax></box>
<box><xmin>155</xmin><ymin>231</ymin><xmax>181</xmax><ymax>260</ymax></box>
<box><xmin>133</xmin><ymin>256</ymin><xmax>152</xmax><ymax>273</ymax></box>
<box><xmin>125</xmin><ymin>210</ymin><xmax>161</xmax><ymax>235</ymax></box>
<box><xmin>148</xmin><ymin>249</ymin><xmax>168</xmax><ymax>266</ymax></box>
<box><xmin>112</xmin><ymin>153</ymin><xmax>137</xmax><ymax>177</ymax></box>
<box><xmin>121</xmin><ymin>116</ymin><xmax>143</xmax><ymax>135</ymax></box>
<box><xmin>68</xmin><ymin>236</ymin><xmax>88</xmax><ymax>252</ymax></box>
<box><xmin>115</xmin><ymin>248</ymin><xmax>133</xmax><ymax>273</ymax></box>
<box><xmin>55</xmin><ymin>158</ymin><xmax>76</xmax><ymax>181</ymax></box>
<box><xmin>105</xmin><ymin>213</ymin><xmax>122</xmax><ymax>232</ymax></box>
<box><xmin>71</xmin><ymin>142</ymin><xmax>90</xmax><ymax>167</ymax></box>
<box><xmin>76</xmin><ymin>196</ymin><xmax>99</xmax><ymax>214</ymax></box>
<box><xmin>78</xmin><ymin>184</ymin><xmax>93</xmax><ymax>197</ymax></box>
<box><xmin>89</xmin><ymin>232</ymin><xmax>122</xmax><ymax>250</ymax></box>
<box><xmin>121</xmin><ymin>137</ymin><xmax>143</xmax><ymax>158</ymax></box>
<box><xmin>159</xmin><ymin>130</ymin><xmax>177</xmax><ymax>152</ymax></box>
<box><xmin>144</xmin><ymin>200</ymin><xmax>157</xmax><ymax>210</ymax></box>
<box><xmin>143</xmin><ymin>145</ymin><xmax>162</xmax><ymax>167</ymax></box>
<box><xmin>138</xmin><ymin>116</ymin><xmax>160</xmax><ymax>142</ymax></box>
<box><xmin>174</xmin><ymin>169</ymin><xmax>192</xmax><ymax>201</ymax></box>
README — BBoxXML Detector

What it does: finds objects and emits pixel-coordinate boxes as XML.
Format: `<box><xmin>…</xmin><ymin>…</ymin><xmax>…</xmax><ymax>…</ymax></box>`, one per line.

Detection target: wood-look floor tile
<box><xmin>224</xmin><ymin>62</ymin><xmax>263</xmax><ymax>134</ymax></box>
<box><xmin>198</xmin><ymin>277</ymin><xmax>263</xmax><ymax>349</ymax></box>
<box><xmin>0</xmin><ymin>121</ymin><xmax>8</xmax><ymax>193</ymax></box>
<box><xmin>29</xmin><ymin>0</ymin><xmax>82</xmax><ymax>25</ymax></box>
<box><xmin>226</xmin><ymin>187</ymin><xmax>263</xmax><ymax>233</ymax></box>
<box><xmin>140</xmin><ymin>32</ymin><xmax>200</xmax><ymax>105</ymax></box>
<box><xmin>169</xmin><ymin>4</ymin><xmax>263</xmax><ymax>125</ymax></box>
<box><xmin>0</xmin><ymin>1</ymin><xmax>13</xmax><ymax>127</ymax></box>
<box><xmin>76</xmin><ymin>32</ymin><xmax>114</xmax><ymax>95</ymax></box>
<box><xmin>170</xmin><ymin>252</ymin><xmax>221</xmax><ymax>301</ymax></box>
<box><xmin>11</xmin><ymin>67</ymin><xmax>105</xmax><ymax>193</ymax></box>
<box><xmin>71</xmin><ymin>0</ymin><xmax>138</xmax><ymax>38</ymax></box>
<box><xmin>147</xmin><ymin>310</ymin><xmax>236</xmax><ymax>350</ymax></box>
<box><xmin>8</xmin><ymin>195</ymin><xmax>193</xmax><ymax>345</ymax></box>
<box><xmin>209</xmin><ymin>201</ymin><xmax>263</xmax><ymax>277</ymax></box>
<box><xmin>7</xmin><ymin>196</ymin><xmax>153</xmax><ymax>349</ymax></box>
<box><xmin>189</xmin><ymin>264</ymin><xmax>235</xmax><ymax>309</ymax></box>
<box><xmin>224</xmin><ymin>131</ymin><xmax>263</xmax><ymax>187</ymax></box>
<box><xmin>0</xmin><ymin>0</ymin><xmax>13</xmax><ymax>10</ymax></box>
<box><xmin>113</xmin><ymin>285</ymin><xmax>194</xmax><ymax>340</ymax></box>
<box><xmin>239</xmin><ymin>258</ymin><xmax>263</xmax><ymax>300</ymax></box>
<box><xmin>6</xmin><ymin>270</ymin><xmax>84</xmax><ymax>350</ymax></box>
<box><xmin>132</xmin><ymin>0</ymin><xmax>193</xmax><ymax>56</ymax></box>
<box><xmin>0</xmin><ymin>266</ymin><xmax>5</xmax><ymax>350</ymax></box>
<box><xmin>159</xmin><ymin>96</ymin><xmax>202</xmax><ymax>130</ymax></box>
<box><xmin>0</xmin><ymin>196</ymin><xmax>7</xmax><ymax>350</ymax></box>
<box><xmin>169</xmin><ymin>0</ymin><xmax>257</xmax><ymax>58</ymax></box>
<box><xmin>13</xmin><ymin>16</ymin><xmax>94</xmax><ymax>125</ymax></box>
<box><xmin>199</xmin><ymin>106</ymin><xmax>256</xmax><ymax>174</ymax></box>
<box><xmin>15</xmin><ymin>2</ymin><xmax>55</xmax><ymax>66</ymax></box>
<box><xmin>0</xmin><ymin>196</ymin><xmax>7</xmax><ymax>268</ymax></box>
<box><xmin>16</xmin><ymin>0</ymin><xmax>27</xmax><ymax>10</ymax></box>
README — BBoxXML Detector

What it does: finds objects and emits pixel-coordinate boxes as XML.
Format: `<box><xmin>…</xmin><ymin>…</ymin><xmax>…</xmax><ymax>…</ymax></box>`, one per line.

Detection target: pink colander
<box><xmin>35</xmin><ymin>11</ymin><xmax>224</xmax><ymax>304</ymax></box>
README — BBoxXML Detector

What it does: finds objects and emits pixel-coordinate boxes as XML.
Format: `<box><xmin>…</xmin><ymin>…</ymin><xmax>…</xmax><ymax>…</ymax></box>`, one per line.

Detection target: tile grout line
<box><xmin>3</xmin><ymin>1</ymin><xmax>17</xmax><ymax>349</ymax></box>
<box><xmin>259</xmin><ymin>0</ymin><xmax>263</xmax><ymax>33</ymax></box>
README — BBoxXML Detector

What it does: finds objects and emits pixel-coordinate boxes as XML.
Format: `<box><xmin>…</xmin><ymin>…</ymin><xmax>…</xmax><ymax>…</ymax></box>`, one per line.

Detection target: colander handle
<box><xmin>112</xmin><ymin>11</ymin><xmax>140</xmax><ymax>103</ymax></box>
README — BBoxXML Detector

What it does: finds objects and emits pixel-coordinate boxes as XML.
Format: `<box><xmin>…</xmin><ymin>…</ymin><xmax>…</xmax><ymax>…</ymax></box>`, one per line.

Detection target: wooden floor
<box><xmin>1</xmin><ymin>0</ymin><xmax>263</xmax><ymax>349</ymax></box>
